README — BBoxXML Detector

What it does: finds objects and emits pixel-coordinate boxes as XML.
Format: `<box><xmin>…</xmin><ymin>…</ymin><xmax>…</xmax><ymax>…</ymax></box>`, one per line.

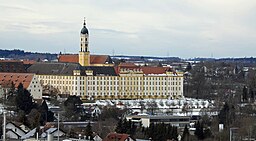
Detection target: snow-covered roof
<box><xmin>21</xmin><ymin>128</ymin><xmax>37</xmax><ymax>139</ymax></box>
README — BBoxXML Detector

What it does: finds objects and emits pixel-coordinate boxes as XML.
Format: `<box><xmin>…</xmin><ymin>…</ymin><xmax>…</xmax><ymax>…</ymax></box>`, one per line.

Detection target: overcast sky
<box><xmin>0</xmin><ymin>0</ymin><xmax>256</xmax><ymax>58</ymax></box>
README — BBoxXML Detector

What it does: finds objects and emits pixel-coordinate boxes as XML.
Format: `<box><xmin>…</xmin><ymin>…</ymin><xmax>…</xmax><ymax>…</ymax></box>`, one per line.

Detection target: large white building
<box><xmin>27</xmin><ymin>20</ymin><xmax>184</xmax><ymax>100</ymax></box>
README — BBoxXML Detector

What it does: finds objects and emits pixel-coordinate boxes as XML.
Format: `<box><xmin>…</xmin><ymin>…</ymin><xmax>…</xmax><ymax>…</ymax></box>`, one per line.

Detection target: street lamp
<box><xmin>3</xmin><ymin>111</ymin><xmax>6</xmax><ymax>141</ymax></box>
<box><xmin>57</xmin><ymin>112</ymin><xmax>60</xmax><ymax>141</ymax></box>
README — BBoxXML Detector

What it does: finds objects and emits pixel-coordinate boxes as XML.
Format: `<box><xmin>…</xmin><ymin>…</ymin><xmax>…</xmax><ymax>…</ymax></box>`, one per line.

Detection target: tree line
<box><xmin>115</xmin><ymin>118</ymin><xmax>180</xmax><ymax>141</ymax></box>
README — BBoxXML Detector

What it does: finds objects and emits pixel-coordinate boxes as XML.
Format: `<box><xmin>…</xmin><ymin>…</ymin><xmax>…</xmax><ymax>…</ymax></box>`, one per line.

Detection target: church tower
<box><xmin>79</xmin><ymin>19</ymin><xmax>90</xmax><ymax>66</ymax></box>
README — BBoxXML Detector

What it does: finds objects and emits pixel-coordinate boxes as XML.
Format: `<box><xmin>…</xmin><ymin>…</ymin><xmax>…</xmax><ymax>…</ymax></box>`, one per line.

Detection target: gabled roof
<box><xmin>41</xmin><ymin>127</ymin><xmax>65</xmax><ymax>138</ymax></box>
<box><xmin>27</xmin><ymin>62</ymin><xmax>80</xmax><ymax>75</ymax></box>
<box><xmin>22</xmin><ymin>60</ymin><xmax>36</xmax><ymax>65</ymax></box>
<box><xmin>0</xmin><ymin>73</ymin><xmax>34</xmax><ymax>89</ymax></box>
<box><xmin>141</xmin><ymin>66</ymin><xmax>170</xmax><ymax>74</ymax></box>
<box><xmin>90</xmin><ymin>55</ymin><xmax>112</xmax><ymax>64</ymax></box>
<box><xmin>58</xmin><ymin>54</ymin><xmax>78</xmax><ymax>63</ymax></box>
<box><xmin>58</xmin><ymin>54</ymin><xmax>113</xmax><ymax>64</ymax></box>
<box><xmin>21</xmin><ymin>128</ymin><xmax>36</xmax><ymax>139</ymax></box>
<box><xmin>0</xmin><ymin>60</ymin><xmax>26</xmax><ymax>73</ymax></box>
<box><xmin>27</xmin><ymin>62</ymin><xmax>117</xmax><ymax>76</ymax></box>
<box><xmin>6</xmin><ymin>129</ymin><xmax>21</xmax><ymax>138</ymax></box>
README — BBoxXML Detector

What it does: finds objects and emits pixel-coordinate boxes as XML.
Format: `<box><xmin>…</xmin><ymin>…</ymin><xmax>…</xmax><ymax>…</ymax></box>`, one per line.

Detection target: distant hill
<box><xmin>111</xmin><ymin>55</ymin><xmax>181</xmax><ymax>62</ymax></box>
<box><xmin>187</xmin><ymin>57</ymin><xmax>256</xmax><ymax>64</ymax></box>
<box><xmin>0</xmin><ymin>49</ymin><xmax>256</xmax><ymax>64</ymax></box>
<box><xmin>0</xmin><ymin>49</ymin><xmax>58</xmax><ymax>61</ymax></box>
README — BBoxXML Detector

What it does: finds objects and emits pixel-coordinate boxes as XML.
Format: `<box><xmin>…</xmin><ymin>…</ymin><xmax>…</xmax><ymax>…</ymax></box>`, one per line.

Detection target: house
<box><xmin>62</xmin><ymin>135</ymin><xmax>102</xmax><ymax>141</ymax></box>
<box><xmin>57</xmin><ymin>94</ymin><xmax>69</xmax><ymax>102</ymax></box>
<box><xmin>41</xmin><ymin>127</ymin><xmax>65</xmax><ymax>138</ymax></box>
<box><xmin>5</xmin><ymin>122</ymin><xmax>28</xmax><ymax>139</ymax></box>
<box><xmin>103</xmin><ymin>133</ymin><xmax>135</xmax><ymax>141</ymax></box>
<box><xmin>0</xmin><ymin>72</ymin><xmax>42</xmax><ymax>102</ymax></box>
<box><xmin>21</xmin><ymin>128</ymin><xmax>37</xmax><ymax>140</ymax></box>
<box><xmin>6</xmin><ymin>129</ymin><xmax>22</xmax><ymax>139</ymax></box>
<box><xmin>126</xmin><ymin>115</ymin><xmax>190</xmax><ymax>128</ymax></box>
<box><xmin>89</xmin><ymin>105</ymin><xmax>101</xmax><ymax>118</ymax></box>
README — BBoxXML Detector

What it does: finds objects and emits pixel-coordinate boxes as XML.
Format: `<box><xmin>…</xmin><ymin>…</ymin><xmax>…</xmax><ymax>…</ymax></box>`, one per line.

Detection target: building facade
<box><xmin>28</xmin><ymin>20</ymin><xmax>184</xmax><ymax>100</ymax></box>
<box><xmin>0</xmin><ymin>73</ymin><xmax>42</xmax><ymax>101</ymax></box>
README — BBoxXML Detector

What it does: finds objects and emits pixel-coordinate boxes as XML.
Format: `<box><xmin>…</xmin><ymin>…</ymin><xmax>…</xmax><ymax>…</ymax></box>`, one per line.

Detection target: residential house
<box><xmin>103</xmin><ymin>133</ymin><xmax>135</xmax><ymax>141</ymax></box>
<box><xmin>6</xmin><ymin>122</ymin><xmax>28</xmax><ymax>139</ymax></box>
<box><xmin>41</xmin><ymin>127</ymin><xmax>65</xmax><ymax>138</ymax></box>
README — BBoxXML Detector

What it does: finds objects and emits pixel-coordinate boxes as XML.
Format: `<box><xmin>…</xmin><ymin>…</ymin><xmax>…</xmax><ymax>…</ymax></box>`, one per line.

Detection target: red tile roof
<box><xmin>141</xmin><ymin>66</ymin><xmax>170</xmax><ymax>74</ymax></box>
<box><xmin>0</xmin><ymin>73</ymin><xmax>34</xmax><ymax>89</ymax></box>
<box><xmin>103</xmin><ymin>133</ymin><xmax>131</xmax><ymax>141</ymax></box>
<box><xmin>58</xmin><ymin>54</ymin><xmax>110</xmax><ymax>64</ymax></box>
<box><xmin>22</xmin><ymin>60</ymin><xmax>36</xmax><ymax>65</ymax></box>
<box><xmin>58</xmin><ymin>54</ymin><xmax>78</xmax><ymax>63</ymax></box>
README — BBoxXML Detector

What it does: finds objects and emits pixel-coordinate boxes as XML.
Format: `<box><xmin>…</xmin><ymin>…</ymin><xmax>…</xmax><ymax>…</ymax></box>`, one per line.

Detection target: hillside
<box><xmin>0</xmin><ymin>49</ymin><xmax>58</xmax><ymax>61</ymax></box>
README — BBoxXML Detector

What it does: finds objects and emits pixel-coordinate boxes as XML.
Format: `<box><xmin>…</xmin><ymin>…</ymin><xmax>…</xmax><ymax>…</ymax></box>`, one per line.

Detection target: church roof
<box><xmin>58</xmin><ymin>54</ymin><xmax>78</xmax><ymax>63</ymax></box>
<box><xmin>27</xmin><ymin>62</ymin><xmax>80</xmax><ymax>75</ymax></box>
<box><xmin>58</xmin><ymin>54</ymin><xmax>113</xmax><ymax>64</ymax></box>
<box><xmin>27</xmin><ymin>62</ymin><xmax>117</xmax><ymax>76</ymax></box>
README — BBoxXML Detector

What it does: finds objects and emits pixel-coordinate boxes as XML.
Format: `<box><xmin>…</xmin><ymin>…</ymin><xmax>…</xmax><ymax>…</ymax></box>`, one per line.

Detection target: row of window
<box><xmin>39</xmin><ymin>75</ymin><xmax>182</xmax><ymax>81</ymax></box>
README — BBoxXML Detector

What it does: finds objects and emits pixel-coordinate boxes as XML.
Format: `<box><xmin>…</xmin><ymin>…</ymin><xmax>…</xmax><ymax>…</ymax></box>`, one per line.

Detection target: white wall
<box><xmin>28</xmin><ymin>76</ymin><xmax>42</xmax><ymax>100</ymax></box>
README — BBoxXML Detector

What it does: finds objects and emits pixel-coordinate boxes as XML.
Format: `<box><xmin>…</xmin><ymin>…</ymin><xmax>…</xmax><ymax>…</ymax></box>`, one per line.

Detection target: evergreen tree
<box><xmin>194</xmin><ymin>121</ymin><xmax>204</xmax><ymax>140</ymax></box>
<box><xmin>145</xmin><ymin>123</ymin><xmax>178</xmax><ymax>141</ymax></box>
<box><xmin>115</xmin><ymin>118</ymin><xmax>123</xmax><ymax>133</ymax></box>
<box><xmin>166</xmin><ymin>124</ymin><xmax>173</xmax><ymax>140</ymax></box>
<box><xmin>39</xmin><ymin>100</ymin><xmax>54</xmax><ymax>125</ymax></box>
<box><xmin>242</xmin><ymin>86</ymin><xmax>248</xmax><ymax>102</ymax></box>
<box><xmin>218</xmin><ymin>102</ymin><xmax>236</xmax><ymax>127</ymax></box>
<box><xmin>26</xmin><ymin>109</ymin><xmax>41</xmax><ymax>129</ymax></box>
<box><xmin>122</xmin><ymin>119</ymin><xmax>128</xmax><ymax>133</ymax></box>
<box><xmin>171</xmin><ymin>126</ymin><xmax>178</xmax><ymax>141</ymax></box>
<box><xmin>15</xmin><ymin>83</ymin><xmax>35</xmax><ymax>114</ymax></box>
<box><xmin>185</xmin><ymin>62</ymin><xmax>192</xmax><ymax>72</ymax></box>
<box><xmin>126</xmin><ymin>119</ymin><xmax>132</xmax><ymax>135</ymax></box>
<box><xmin>63</xmin><ymin>95</ymin><xmax>83</xmax><ymax>121</ymax></box>
<box><xmin>148</xmin><ymin>123</ymin><xmax>155</xmax><ymax>139</ymax></box>
<box><xmin>182</xmin><ymin>125</ymin><xmax>190</xmax><ymax>141</ymax></box>
<box><xmin>204</xmin><ymin>128</ymin><xmax>212</xmax><ymax>139</ymax></box>
<box><xmin>250</xmin><ymin>89</ymin><xmax>255</xmax><ymax>102</ymax></box>
<box><xmin>85</xmin><ymin>122</ymin><xmax>93</xmax><ymax>140</ymax></box>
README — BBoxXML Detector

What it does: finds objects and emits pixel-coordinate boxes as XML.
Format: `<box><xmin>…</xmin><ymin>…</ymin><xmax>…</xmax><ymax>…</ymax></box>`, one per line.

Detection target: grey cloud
<box><xmin>91</xmin><ymin>28</ymin><xmax>135</xmax><ymax>35</ymax></box>
<box><xmin>0</xmin><ymin>4</ymin><xmax>34</xmax><ymax>12</ymax></box>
